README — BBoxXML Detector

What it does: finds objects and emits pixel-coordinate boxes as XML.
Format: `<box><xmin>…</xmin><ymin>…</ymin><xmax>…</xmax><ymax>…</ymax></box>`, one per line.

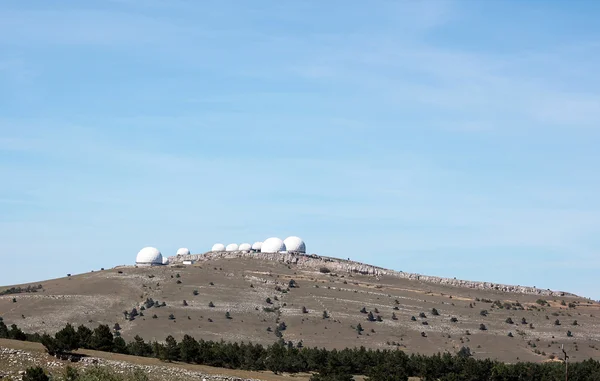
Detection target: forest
<box><xmin>1</xmin><ymin>317</ymin><xmax>599</xmax><ymax>380</ymax></box>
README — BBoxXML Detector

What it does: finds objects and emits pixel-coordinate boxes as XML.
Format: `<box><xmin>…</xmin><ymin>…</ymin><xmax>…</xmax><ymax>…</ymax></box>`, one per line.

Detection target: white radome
<box><xmin>211</xmin><ymin>243</ymin><xmax>226</xmax><ymax>252</ymax></box>
<box><xmin>284</xmin><ymin>236</ymin><xmax>306</xmax><ymax>253</ymax></box>
<box><xmin>176</xmin><ymin>247</ymin><xmax>190</xmax><ymax>256</ymax></box>
<box><xmin>226</xmin><ymin>243</ymin><xmax>239</xmax><ymax>252</ymax></box>
<box><xmin>238</xmin><ymin>243</ymin><xmax>252</xmax><ymax>251</ymax></box>
<box><xmin>261</xmin><ymin>237</ymin><xmax>286</xmax><ymax>253</ymax></box>
<box><xmin>251</xmin><ymin>241</ymin><xmax>262</xmax><ymax>251</ymax></box>
<box><xmin>136</xmin><ymin>247</ymin><xmax>163</xmax><ymax>265</ymax></box>
<box><xmin>162</xmin><ymin>257</ymin><xmax>169</xmax><ymax>265</ymax></box>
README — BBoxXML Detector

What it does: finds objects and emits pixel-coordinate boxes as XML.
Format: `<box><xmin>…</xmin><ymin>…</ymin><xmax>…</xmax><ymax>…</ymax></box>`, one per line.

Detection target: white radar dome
<box><xmin>226</xmin><ymin>243</ymin><xmax>239</xmax><ymax>252</ymax></box>
<box><xmin>136</xmin><ymin>247</ymin><xmax>163</xmax><ymax>265</ymax></box>
<box><xmin>284</xmin><ymin>236</ymin><xmax>306</xmax><ymax>253</ymax></box>
<box><xmin>211</xmin><ymin>243</ymin><xmax>226</xmax><ymax>252</ymax></box>
<box><xmin>238</xmin><ymin>243</ymin><xmax>252</xmax><ymax>251</ymax></box>
<box><xmin>162</xmin><ymin>257</ymin><xmax>169</xmax><ymax>265</ymax></box>
<box><xmin>252</xmin><ymin>242</ymin><xmax>262</xmax><ymax>251</ymax></box>
<box><xmin>176</xmin><ymin>247</ymin><xmax>190</xmax><ymax>256</ymax></box>
<box><xmin>261</xmin><ymin>237</ymin><xmax>286</xmax><ymax>253</ymax></box>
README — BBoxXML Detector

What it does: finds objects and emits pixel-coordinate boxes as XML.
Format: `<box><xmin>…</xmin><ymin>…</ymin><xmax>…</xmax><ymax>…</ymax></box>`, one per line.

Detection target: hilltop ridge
<box><xmin>170</xmin><ymin>251</ymin><xmax>577</xmax><ymax>298</ymax></box>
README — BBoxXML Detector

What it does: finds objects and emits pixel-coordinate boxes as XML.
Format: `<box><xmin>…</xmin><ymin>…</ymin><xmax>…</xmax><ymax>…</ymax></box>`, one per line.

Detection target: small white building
<box><xmin>182</xmin><ymin>259</ymin><xmax>195</xmax><ymax>265</ymax></box>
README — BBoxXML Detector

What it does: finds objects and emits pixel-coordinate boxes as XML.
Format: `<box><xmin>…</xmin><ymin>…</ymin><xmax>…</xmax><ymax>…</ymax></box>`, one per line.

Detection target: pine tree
<box><xmin>90</xmin><ymin>324</ymin><xmax>114</xmax><ymax>352</ymax></box>
<box><xmin>0</xmin><ymin>320</ymin><xmax>8</xmax><ymax>338</ymax></box>
<box><xmin>76</xmin><ymin>325</ymin><xmax>93</xmax><ymax>348</ymax></box>
<box><xmin>113</xmin><ymin>336</ymin><xmax>128</xmax><ymax>354</ymax></box>
<box><xmin>54</xmin><ymin>323</ymin><xmax>79</xmax><ymax>353</ymax></box>
<box><xmin>179</xmin><ymin>334</ymin><xmax>199</xmax><ymax>363</ymax></box>
<box><xmin>164</xmin><ymin>335</ymin><xmax>180</xmax><ymax>362</ymax></box>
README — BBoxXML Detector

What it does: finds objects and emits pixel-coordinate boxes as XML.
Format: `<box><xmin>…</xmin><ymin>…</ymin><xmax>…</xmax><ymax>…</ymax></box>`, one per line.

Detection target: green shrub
<box><xmin>23</xmin><ymin>366</ymin><xmax>48</xmax><ymax>381</ymax></box>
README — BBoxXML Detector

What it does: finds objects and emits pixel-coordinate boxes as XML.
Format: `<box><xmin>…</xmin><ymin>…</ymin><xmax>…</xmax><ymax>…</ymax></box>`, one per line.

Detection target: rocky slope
<box><xmin>171</xmin><ymin>251</ymin><xmax>576</xmax><ymax>297</ymax></box>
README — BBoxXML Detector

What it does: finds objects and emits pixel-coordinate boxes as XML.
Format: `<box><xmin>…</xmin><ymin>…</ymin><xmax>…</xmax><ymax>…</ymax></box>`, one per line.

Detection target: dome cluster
<box><xmin>210</xmin><ymin>236</ymin><xmax>306</xmax><ymax>254</ymax></box>
<box><xmin>134</xmin><ymin>236</ymin><xmax>307</xmax><ymax>266</ymax></box>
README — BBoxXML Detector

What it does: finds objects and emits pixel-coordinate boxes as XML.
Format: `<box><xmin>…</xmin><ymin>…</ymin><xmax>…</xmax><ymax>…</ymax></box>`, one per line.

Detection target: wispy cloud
<box><xmin>0</xmin><ymin>1</ymin><xmax>599</xmax><ymax>297</ymax></box>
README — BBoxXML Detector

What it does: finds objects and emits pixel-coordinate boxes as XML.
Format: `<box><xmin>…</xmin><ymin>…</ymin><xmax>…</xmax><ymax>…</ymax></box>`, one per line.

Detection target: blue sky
<box><xmin>1</xmin><ymin>0</ymin><xmax>599</xmax><ymax>299</ymax></box>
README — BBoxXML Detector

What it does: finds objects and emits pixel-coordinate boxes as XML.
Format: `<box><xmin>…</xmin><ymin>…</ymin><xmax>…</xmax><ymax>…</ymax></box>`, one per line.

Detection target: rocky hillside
<box><xmin>1</xmin><ymin>254</ymin><xmax>599</xmax><ymax>364</ymax></box>
<box><xmin>171</xmin><ymin>251</ymin><xmax>576</xmax><ymax>297</ymax></box>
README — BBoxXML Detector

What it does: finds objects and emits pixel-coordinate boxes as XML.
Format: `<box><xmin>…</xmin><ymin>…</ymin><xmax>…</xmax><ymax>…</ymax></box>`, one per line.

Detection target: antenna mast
<box><xmin>561</xmin><ymin>344</ymin><xmax>569</xmax><ymax>381</ymax></box>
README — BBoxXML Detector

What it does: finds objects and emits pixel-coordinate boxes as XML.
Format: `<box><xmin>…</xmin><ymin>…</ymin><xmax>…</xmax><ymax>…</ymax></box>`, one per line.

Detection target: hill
<box><xmin>1</xmin><ymin>252</ymin><xmax>599</xmax><ymax>364</ymax></box>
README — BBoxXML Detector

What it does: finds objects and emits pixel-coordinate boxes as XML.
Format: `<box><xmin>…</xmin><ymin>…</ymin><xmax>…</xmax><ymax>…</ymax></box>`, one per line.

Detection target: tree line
<box><xmin>1</xmin><ymin>318</ymin><xmax>599</xmax><ymax>380</ymax></box>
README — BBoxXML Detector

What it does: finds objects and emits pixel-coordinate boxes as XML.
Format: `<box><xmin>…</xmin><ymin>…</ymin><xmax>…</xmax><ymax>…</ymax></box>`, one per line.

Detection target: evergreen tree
<box><xmin>54</xmin><ymin>323</ymin><xmax>79</xmax><ymax>352</ymax></box>
<box><xmin>164</xmin><ymin>335</ymin><xmax>180</xmax><ymax>362</ymax></box>
<box><xmin>74</xmin><ymin>324</ymin><xmax>93</xmax><ymax>347</ymax></box>
<box><xmin>127</xmin><ymin>335</ymin><xmax>152</xmax><ymax>357</ymax></box>
<box><xmin>265</xmin><ymin>340</ymin><xmax>287</xmax><ymax>374</ymax></box>
<box><xmin>367</xmin><ymin>311</ymin><xmax>376</xmax><ymax>322</ymax></box>
<box><xmin>8</xmin><ymin>324</ymin><xmax>26</xmax><ymax>340</ymax></box>
<box><xmin>356</xmin><ymin>323</ymin><xmax>364</xmax><ymax>334</ymax></box>
<box><xmin>0</xmin><ymin>320</ymin><xmax>8</xmax><ymax>338</ymax></box>
<box><xmin>90</xmin><ymin>324</ymin><xmax>114</xmax><ymax>352</ymax></box>
<box><xmin>40</xmin><ymin>334</ymin><xmax>61</xmax><ymax>355</ymax></box>
<box><xmin>179</xmin><ymin>334</ymin><xmax>200</xmax><ymax>363</ymax></box>
<box><xmin>113</xmin><ymin>336</ymin><xmax>128</xmax><ymax>354</ymax></box>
